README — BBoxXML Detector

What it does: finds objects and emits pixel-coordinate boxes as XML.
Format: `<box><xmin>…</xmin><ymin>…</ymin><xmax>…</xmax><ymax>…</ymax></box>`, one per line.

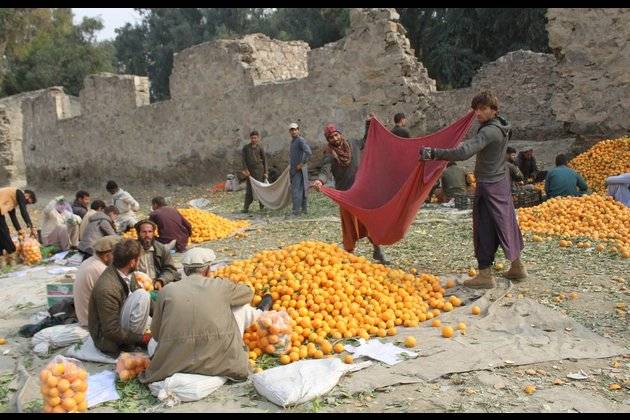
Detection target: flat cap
<box><xmin>93</xmin><ymin>235</ymin><xmax>122</xmax><ymax>252</ymax></box>
<box><xmin>181</xmin><ymin>247</ymin><xmax>216</xmax><ymax>267</ymax></box>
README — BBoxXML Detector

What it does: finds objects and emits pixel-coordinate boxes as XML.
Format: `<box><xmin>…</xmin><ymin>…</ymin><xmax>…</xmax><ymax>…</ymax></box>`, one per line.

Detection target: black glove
<box><xmin>420</xmin><ymin>147</ymin><xmax>434</xmax><ymax>161</ymax></box>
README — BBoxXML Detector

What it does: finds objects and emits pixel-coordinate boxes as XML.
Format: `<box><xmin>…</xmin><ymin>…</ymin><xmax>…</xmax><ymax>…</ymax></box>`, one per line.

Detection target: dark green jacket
<box><xmin>434</xmin><ymin>116</ymin><xmax>512</xmax><ymax>183</ymax></box>
<box><xmin>545</xmin><ymin>165</ymin><xmax>588</xmax><ymax>199</ymax></box>
<box><xmin>441</xmin><ymin>165</ymin><xmax>468</xmax><ymax>198</ymax></box>
<box><xmin>242</xmin><ymin>143</ymin><xmax>267</xmax><ymax>181</ymax></box>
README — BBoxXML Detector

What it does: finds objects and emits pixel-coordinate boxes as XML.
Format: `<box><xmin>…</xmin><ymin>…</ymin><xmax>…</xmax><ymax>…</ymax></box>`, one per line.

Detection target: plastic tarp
<box><xmin>606</xmin><ymin>173</ymin><xmax>630</xmax><ymax>206</ymax></box>
<box><xmin>321</xmin><ymin>111</ymin><xmax>475</xmax><ymax>245</ymax></box>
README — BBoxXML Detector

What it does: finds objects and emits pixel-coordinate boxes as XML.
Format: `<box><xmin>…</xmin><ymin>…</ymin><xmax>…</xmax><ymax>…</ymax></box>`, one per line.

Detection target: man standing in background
<box><xmin>241</xmin><ymin>130</ymin><xmax>268</xmax><ymax>213</ymax></box>
<box><xmin>288</xmin><ymin>123</ymin><xmax>312</xmax><ymax>217</ymax></box>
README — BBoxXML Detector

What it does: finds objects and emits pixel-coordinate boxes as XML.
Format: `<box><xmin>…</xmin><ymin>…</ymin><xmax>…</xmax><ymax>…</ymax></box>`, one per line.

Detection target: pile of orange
<box><xmin>39</xmin><ymin>358</ymin><xmax>88</xmax><ymax>413</ymax></box>
<box><xmin>518</xmin><ymin>194</ymin><xmax>630</xmax><ymax>256</ymax></box>
<box><xmin>214</xmin><ymin>241</ymin><xmax>461</xmax><ymax>365</ymax></box>
<box><xmin>116</xmin><ymin>352</ymin><xmax>150</xmax><ymax>381</ymax></box>
<box><xmin>122</xmin><ymin>229</ymin><xmax>138</xmax><ymax>240</ymax></box>
<box><xmin>568</xmin><ymin>137</ymin><xmax>630</xmax><ymax>193</ymax></box>
<box><xmin>177</xmin><ymin>208</ymin><xmax>249</xmax><ymax>243</ymax></box>
<box><xmin>19</xmin><ymin>238</ymin><xmax>42</xmax><ymax>265</ymax></box>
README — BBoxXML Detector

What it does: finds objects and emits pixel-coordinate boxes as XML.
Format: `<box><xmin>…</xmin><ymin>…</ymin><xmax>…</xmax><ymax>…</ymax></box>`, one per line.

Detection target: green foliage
<box><xmin>398</xmin><ymin>8</ymin><xmax>550</xmax><ymax>90</ymax></box>
<box><xmin>0</xmin><ymin>8</ymin><xmax>115</xmax><ymax>97</ymax></box>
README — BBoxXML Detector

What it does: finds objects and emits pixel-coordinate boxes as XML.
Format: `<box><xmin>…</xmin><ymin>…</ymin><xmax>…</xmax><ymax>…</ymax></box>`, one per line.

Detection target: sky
<box><xmin>72</xmin><ymin>8</ymin><xmax>143</xmax><ymax>41</ymax></box>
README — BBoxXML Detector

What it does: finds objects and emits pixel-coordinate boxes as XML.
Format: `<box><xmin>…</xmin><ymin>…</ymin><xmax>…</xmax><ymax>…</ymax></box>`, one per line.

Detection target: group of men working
<box><xmin>435</xmin><ymin>142</ymin><xmax>589</xmax><ymax>203</ymax></box>
<box><xmin>0</xmin><ymin>91</ymin><xmax>598</xmax><ymax>384</ymax></box>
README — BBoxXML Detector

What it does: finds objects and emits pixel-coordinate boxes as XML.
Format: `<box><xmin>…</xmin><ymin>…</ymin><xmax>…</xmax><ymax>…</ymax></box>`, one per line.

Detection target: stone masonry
<box><xmin>0</xmin><ymin>8</ymin><xmax>627</xmax><ymax>188</ymax></box>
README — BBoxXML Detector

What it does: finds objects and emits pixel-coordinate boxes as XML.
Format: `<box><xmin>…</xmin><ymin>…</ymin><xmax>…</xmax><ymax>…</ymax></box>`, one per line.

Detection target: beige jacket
<box><xmin>74</xmin><ymin>255</ymin><xmax>107</xmax><ymax>326</ymax></box>
<box><xmin>79</xmin><ymin>208</ymin><xmax>97</xmax><ymax>240</ymax></box>
<box><xmin>41</xmin><ymin>199</ymin><xmax>66</xmax><ymax>240</ymax></box>
<box><xmin>139</xmin><ymin>274</ymin><xmax>253</xmax><ymax>383</ymax></box>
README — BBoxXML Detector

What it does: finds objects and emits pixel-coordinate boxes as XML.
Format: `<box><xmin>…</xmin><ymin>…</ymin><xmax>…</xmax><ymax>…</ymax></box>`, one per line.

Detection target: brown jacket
<box><xmin>88</xmin><ymin>266</ymin><xmax>144</xmax><ymax>356</ymax></box>
<box><xmin>139</xmin><ymin>274</ymin><xmax>253</xmax><ymax>383</ymax></box>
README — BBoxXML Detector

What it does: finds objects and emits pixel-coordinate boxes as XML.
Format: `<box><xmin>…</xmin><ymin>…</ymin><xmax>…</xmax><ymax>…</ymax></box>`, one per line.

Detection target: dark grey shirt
<box><xmin>391</xmin><ymin>126</ymin><xmax>411</xmax><ymax>138</ymax></box>
<box><xmin>433</xmin><ymin>116</ymin><xmax>512</xmax><ymax>183</ymax></box>
<box><xmin>289</xmin><ymin>136</ymin><xmax>312</xmax><ymax>176</ymax></box>
<box><xmin>318</xmin><ymin>138</ymin><xmax>366</xmax><ymax>191</ymax></box>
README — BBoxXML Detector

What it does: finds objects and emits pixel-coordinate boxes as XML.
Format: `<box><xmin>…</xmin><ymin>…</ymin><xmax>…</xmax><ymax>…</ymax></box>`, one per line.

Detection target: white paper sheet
<box><xmin>46</xmin><ymin>266</ymin><xmax>78</xmax><ymax>275</ymax></box>
<box><xmin>344</xmin><ymin>338</ymin><xmax>418</xmax><ymax>366</ymax></box>
<box><xmin>87</xmin><ymin>370</ymin><xmax>120</xmax><ymax>408</ymax></box>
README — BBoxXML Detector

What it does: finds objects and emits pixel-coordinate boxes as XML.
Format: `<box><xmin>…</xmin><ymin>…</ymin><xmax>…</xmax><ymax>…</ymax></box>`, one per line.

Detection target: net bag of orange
<box><xmin>251</xmin><ymin>310</ymin><xmax>293</xmax><ymax>356</ymax></box>
<box><xmin>39</xmin><ymin>355</ymin><xmax>89</xmax><ymax>413</ymax></box>
<box><xmin>116</xmin><ymin>352</ymin><xmax>151</xmax><ymax>381</ymax></box>
<box><xmin>132</xmin><ymin>271</ymin><xmax>156</xmax><ymax>291</ymax></box>
<box><xmin>20</xmin><ymin>234</ymin><xmax>42</xmax><ymax>265</ymax></box>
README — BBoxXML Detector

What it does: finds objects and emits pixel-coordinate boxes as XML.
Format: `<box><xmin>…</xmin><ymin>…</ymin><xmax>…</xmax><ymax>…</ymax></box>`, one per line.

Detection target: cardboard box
<box><xmin>46</xmin><ymin>276</ymin><xmax>74</xmax><ymax>308</ymax></box>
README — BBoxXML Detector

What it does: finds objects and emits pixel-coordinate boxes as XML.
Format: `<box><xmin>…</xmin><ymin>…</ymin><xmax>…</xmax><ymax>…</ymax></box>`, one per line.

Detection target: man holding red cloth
<box><xmin>312</xmin><ymin>121</ymin><xmax>389</xmax><ymax>264</ymax></box>
<box><xmin>421</xmin><ymin>92</ymin><xmax>527</xmax><ymax>288</ymax></box>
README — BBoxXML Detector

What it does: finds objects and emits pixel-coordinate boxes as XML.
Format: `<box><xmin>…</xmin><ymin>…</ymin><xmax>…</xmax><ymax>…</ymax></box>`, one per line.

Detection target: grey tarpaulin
<box><xmin>249</xmin><ymin>166</ymin><xmax>292</xmax><ymax>210</ymax></box>
<box><xmin>339</xmin><ymin>278</ymin><xmax>627</xmax><ymax>394</ymax></box>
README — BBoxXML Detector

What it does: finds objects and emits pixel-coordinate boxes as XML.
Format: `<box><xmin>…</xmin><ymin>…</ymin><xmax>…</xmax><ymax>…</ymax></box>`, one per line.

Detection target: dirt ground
<box><xmin>0</xmin><ymin>137</ymin><xmax>628</xmax><ymax>413</ymax></box>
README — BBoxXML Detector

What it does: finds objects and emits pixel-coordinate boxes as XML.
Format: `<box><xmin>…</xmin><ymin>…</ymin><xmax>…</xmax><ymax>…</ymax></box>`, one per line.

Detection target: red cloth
<box><xmin>321</xmin><ymin>111</ymin><xmax>475</xmax><ymax>247</ymax></box>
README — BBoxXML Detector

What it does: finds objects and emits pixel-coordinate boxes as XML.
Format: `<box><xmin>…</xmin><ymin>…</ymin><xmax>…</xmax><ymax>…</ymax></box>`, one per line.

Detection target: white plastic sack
<box><xmin>250</xmin><ymin>358</ymin><xmax>372</xmax><ymax>407</ymax></box>
<box><xmin>148</xmin><ymin>373</ymin><xmax>227</xmax><ymax>406</ymax></box>
<box><xmin>32</xmin><ymin>324</ymin><xmax>89</xmax><ymax>355</ymax></box>
<box><xmin>66</xmin><ymin>336</ymin><xmax>118</xmax><ymax>364</ymax></box>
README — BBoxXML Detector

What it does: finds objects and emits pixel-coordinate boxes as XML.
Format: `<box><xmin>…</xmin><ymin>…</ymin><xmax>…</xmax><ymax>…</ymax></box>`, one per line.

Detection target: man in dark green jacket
<box><xmin>545</xmin><ymin>154</ymin><xmax>588</xmax><ymax>199</ymax></box>
<box><xmin>241</xmin><ymin>130</ymin><xmax>268</xmax><ymax>213</ymax></box>
<box><xmin>88</xmin><ymin>239</ymin><xmax>152</xmax><ymax>356</ymax></box>
<box><xmin>440</xmin><ymin>162</ymin><xmax>468</xmax><ymax>201</ymax></box>
<box><xmin>421</xmin><ymin>92</ymin><xmax>526</xmax><ymax>288</ymax></box>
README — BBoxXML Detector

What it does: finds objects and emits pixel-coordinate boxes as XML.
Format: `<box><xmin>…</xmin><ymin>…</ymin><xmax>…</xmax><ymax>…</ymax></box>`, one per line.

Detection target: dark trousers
<box><xmin>473</xmin><ymin>176</ymin><xmax>524</xmax><ymax>269</ymax></box>
<box><xmin>244</xmin><ymin>178</ymin><xmax>264</xmax><ymax>210</ymax></box>
<box><xmin>290</xmin><ymin>171</ymin><xmax>308</xmax><ymax>215</ymax></box>
<box><xmin>0</xmin><ymin>215</ymin><xmax>17</xmax><ymax>254</ymax></box>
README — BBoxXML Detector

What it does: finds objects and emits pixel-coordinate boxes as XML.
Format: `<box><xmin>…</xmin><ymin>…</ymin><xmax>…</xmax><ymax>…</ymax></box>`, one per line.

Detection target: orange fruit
<box><xmin>52</xmin><ymin>405</ymin><xmax>65</xmax><ymax>413</ymax></box>
<box><xmin>73</xmin><ymin>392</ymin><xmax>85</xmax><ymax>403</ymax></box>
<box><xmin>40</xmin><ymin>369</ymin><xmax>51</xmax><ymax>383</ymax></box>
<box><xmin>404</xmin><ymin>336</ymin><xmax>416</xmax><ymax>348</ymax></box>
<box><xmin>46</xmin><ymin>375</ymin><xmax>59</xmax><ymax>388</ymax></box>
<box><xmin>431</xmin><ymin>319</ymin><xmax>441</xmax><ymax>328</ymax></box>
<box><xmin>343</xmin><ymin>355</ymin><xmax>353</xmax><ymax>364</ymax></box>
<box><xmin>118</xmin><ymin>370</ymin><xmax>131</xmax><ymax>381</ymax></box>
<box><xmin>471</xmin><ymin>306</ymin><xmax>481</xmax><ymax>315</ymax></box>
<box><xmin>56</xmin><ymin>378</ymin><xmax>70</xmax><ymax>392</ymax></box>
<box><xmin>446</xmin><ymin>279</ymin><xmax>456</xmax><ymax>288</ymax></box>
<box><xmin>48</xmin><ymin>387</ymin><xmax>60</xmax><ymax>398</ymax></box>
<box><xmin>77</xmin><ymin>400</ymin><xmax>88</xmax><ymax>412</ymax></box>
<box><xmin>279</xmin><ymin>354</ymin><xmax>291</xmax><ymax>365</ymax></box>
<box><xmin>61</xmin><ymin>397</ymin><xmax>77</xmax><ymax>412</ymax></box>
<box><xmin>457</xmin><ymin>322</ymin><xmax>466</xmax><ymax>331</ymax></box>
<box><xmin>52</xmin><ymin>363</ymin><xmax>65</xmax><ymax>377</ymax></box>
<box><xmin>333</xmin><ymin>343</ymin><xmax>344</xmax><ymax>353</ymax></box>
<box><xmin>441</xmin><ymin>326</ymin><xmax>454</xmax><ymax>338</ymax></box>
<box><xmin>48</xmin><ymin>396</ymin><xmax>61</xmax><ymax>407</ymax></box>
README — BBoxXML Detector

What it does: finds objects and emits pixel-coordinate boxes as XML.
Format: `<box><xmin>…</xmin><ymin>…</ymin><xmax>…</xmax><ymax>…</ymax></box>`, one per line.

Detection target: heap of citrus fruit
<box><xmin>116</xmin><ymin>352</ymin><xmax>150</xmax><ymax>381</ymax></box>
<box><xmin>568</xmin><ymin>136</ymin><xmax>630</xmax><ymax>193</ymax></box>
<box><xmin>518</xmin><ymin>194</ymin><xmax>630</xmax><ymax>256</ymax></box>
<box><xmin>19</xmin><ymin>237</ymin><xmax>42</xmax><ymax>265</ymax></box>
<box><xmin>39</xmin><ymin>357</ymin><xmax>88</xmax><ymax>413</ymax></box>
<box><xmin>215</xmin><ymin>241</ymin><xmax>462</xmax><ymax>365</ymax></box>
<box><xmin>177</xmin><ymin>208</ymin><xmax>249</xmax><ymax>243</ymax></box>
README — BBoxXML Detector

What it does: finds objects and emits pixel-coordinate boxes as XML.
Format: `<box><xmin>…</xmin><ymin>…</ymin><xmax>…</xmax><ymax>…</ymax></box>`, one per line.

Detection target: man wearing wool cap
<box><xmin>140</xmin><ymin>247</ymin><xmax>273</xmax><ymax>383</ymax></box>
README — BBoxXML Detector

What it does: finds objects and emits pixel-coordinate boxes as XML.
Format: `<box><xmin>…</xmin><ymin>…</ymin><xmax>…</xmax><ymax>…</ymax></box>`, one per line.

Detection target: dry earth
<box><xmin>0</xmin><ymin>138</ymin><xmax>628</xmax><ymax>413</ymax></box>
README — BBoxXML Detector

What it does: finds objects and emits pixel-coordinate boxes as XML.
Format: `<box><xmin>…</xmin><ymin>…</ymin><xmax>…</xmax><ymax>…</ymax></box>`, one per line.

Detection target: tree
<box><xmin>397</xmin><ymin>8</ymin><xmax>550</xmax><ymax>90</ymax></box>
<box><xmin>0</xmin><ymin>8</ymin><xmax>115</xmax><ymax>97</ymax></box>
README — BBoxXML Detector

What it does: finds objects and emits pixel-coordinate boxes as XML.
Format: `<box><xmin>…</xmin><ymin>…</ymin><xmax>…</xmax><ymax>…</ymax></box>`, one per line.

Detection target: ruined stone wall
<box><xmin>429</xmin><ymin>50</ymin><xmax>564</xmax><ymax>140</ymax></box>
<box><xmin>547</xmin><ymin>8</ymin><xmax>630</xmax><ymax>136</ymax></box>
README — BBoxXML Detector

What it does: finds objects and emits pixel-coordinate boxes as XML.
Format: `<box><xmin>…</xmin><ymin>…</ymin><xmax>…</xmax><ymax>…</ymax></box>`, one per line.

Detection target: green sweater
<box><xmin>544</xmin><ymin>166</ymin><xmax>588</xmax><ymax>199</ymax></box>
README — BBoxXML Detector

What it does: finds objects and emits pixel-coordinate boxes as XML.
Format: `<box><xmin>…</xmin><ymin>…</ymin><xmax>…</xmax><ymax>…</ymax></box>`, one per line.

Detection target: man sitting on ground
<box><xmin>544</xmin><ymin>154</ymin><xmax>589</xmax><ymax>199</ymax></box>
<box><xmin>79</xmin><ymin>200</ymin><xmax>104</xmax><ymax>241</ymax></box>
<box><xmin>517</xmin><ymin>148</ymin><xmax>547</xmax><ymax>183</ymax></box>
<box><xmin>88</xmin><ymin>239</ymin><xmax>152</xmax><ymax>356</ymax></box>
<box><xmin>74</xmin><ymin>236</ymin><xmax>120</xmax><ymax>327</ymax></box>
<box><xmin>506</xmin><ymin>147</ymin><xmax>524</xmax><ymax>186</ymax></box>
<box><xmin>72</xmin><ymin>191</ymin><xmax>90</xmax><ymax>219</ymax></box>
<box><xmin>106</xmin><ymin>180</ymin><xmax>140</xmax><ymax>232</ymax></box>
<box><xmin>391</xmin><ymin>112</ymin><xmax>411</xmax><ymax>138</ymax></box>
<box><xmin>149</xmin><ymin>196</ymin><xmax>192</xmax><ymax>253</ymax></box>
<box><xmin>438</xmin><ymin>161</ymin><xmax>468</xmax><ymax>203</ymax></box>
<box><xmin>135</xmin><ymin>219</ymin><xmax>180</xmax><ymax>289</ymax></box>
<box><xmin>78</xmin><ymin>205</ymin><xmax>119</xmax><ymax>257</ymax></box>
<box><xmin>139</xmin><ymin>247</ymin><xmax>273</xmax><ymax>384</ymax></box>
<box><xmin>41</xmin><ymin>196</ymin><xmax>80</xmax><ymax>251</ymax></box>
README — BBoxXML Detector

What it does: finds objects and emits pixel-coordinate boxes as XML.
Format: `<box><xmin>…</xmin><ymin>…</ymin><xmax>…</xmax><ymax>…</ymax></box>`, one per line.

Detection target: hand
<box><xmin>29</xmin><ymin>226</ymin><xmax>37</xmax><ymax>238</ymax></box>
<box><xmin>242</xmin><ymin>169</ymin><xmax>250</xmax><ymax>177</ymax></box>
<box><xmin>154</xmin><ymin>280</ymin><xmax>163</xmax><ymax>290</ymax></box>
<box><xmin>142</xmin><ymin>332</ymin><xmax>152</xmax><ymax>346</ymax></box>
<box><xmin>367</xmin><ymin>112</ymin><xmax>375</xmax><ymax>120</ymax></box>
<box><xmin>296</xmin><ymin>163</ymin><xmax>303</xmax><ymax>171</ymax></box>
<box><xmin>312</xmin><ymin>180</ymin><xmax>323</xmax><ymax>191</ymax></box>
<box><xmin>419</xmin><ymin>147</ymin><xmax>434</xmax><ymax>161</ymax></box>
